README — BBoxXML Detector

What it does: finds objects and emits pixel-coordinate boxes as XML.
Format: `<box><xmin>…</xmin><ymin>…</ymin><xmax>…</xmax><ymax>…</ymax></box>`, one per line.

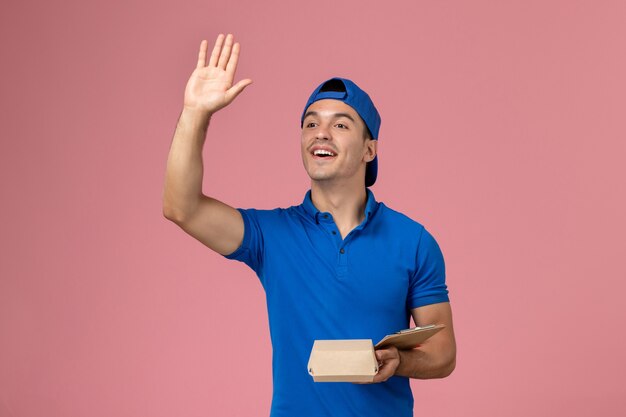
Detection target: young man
<box><xmin>163</xmin><ymin>34</ymin><xmax>456</xmax><ymax>417</ymax></box>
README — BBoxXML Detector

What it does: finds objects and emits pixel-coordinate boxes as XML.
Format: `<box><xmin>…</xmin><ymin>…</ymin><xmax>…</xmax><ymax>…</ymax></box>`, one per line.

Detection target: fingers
<box><xmin>372</xmin><ymin>347</ymin><xmax>400</xmax><ymax>383</ymax></box>
<box><xmin>372</xmin><ymin>365</ymin><xmax>395</xmax><ymax>383</ymax></box>
<box><xmin>375</xmin><ymin>348</ymin><xmax>397</xmax><ymax>362</ymax></box>
<box><xmin>217</xmin><ymin>34</ymin><xmax>234</xmax><ymax>69</ymax></box>
<box><xmin>207</xmin><ymin>34</ymin><xmax>224</xmax><ymax>68</ymax></box>
<box><xmin>203</xmin><ymin>34</ymin><xmax>240</xmax><ymax>73</ymax></box>
<box><xmin>196</xmin><ymin>40</ymin><xmax>208</xmax><ymax>69</ymax></box>
<box><xmin>372</xmin><ymin>358</ymin><xmax>397</xmax><ymax>383</ymax></box>
<box><xmin>193</xmin><ymin>33</ymin><xmax>251</xmax><ymax>107</ymax></box>
<box><xmin>225</xmin><ymin>42</ymin><xmax>241</xmax><ymax>76</ymax></box>
<box><xmin>353</xmin><ymin>348</ymin><xmax>399</xmax><ymax>384</ymax></box>
<box><xmin>225</xmin><ymin>78</ymin><xmax>253</xmax><ymax>102</ymax></box>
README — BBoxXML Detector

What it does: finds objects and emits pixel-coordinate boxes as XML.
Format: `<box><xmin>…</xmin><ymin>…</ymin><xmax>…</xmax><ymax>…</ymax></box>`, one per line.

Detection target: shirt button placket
<box><xmin>337</xmin><ymin>246</ymin><xmax>348</xmax><ymax>278</ymax></box>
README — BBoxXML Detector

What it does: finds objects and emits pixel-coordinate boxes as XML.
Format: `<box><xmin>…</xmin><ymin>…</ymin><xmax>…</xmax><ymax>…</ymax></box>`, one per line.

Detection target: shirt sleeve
<box><xmin>223</xmin><ymin>208</ymin><xmax>264</xmax><ymax>275</ymax></box>
<box><xmin>407</xmin><ymin>227</ymin><xmax>449</xmax><ymax>309</ymax></box>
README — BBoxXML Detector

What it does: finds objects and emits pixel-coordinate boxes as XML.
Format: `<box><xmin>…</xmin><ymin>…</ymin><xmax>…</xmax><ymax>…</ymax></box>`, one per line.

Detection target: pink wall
<box><xmin>2</xmin><ymin>1</ymin><xmax>625</xmax><ymax>416</ymax></box>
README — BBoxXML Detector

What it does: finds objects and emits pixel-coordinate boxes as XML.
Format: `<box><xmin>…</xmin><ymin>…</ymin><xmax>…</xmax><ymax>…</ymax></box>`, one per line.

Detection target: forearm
<box><xmin>163</xmin><ymin>108</ymin><xmax>212</xmax><ymax>221</ymax></box>
<box><xmin>395</xmin><ymin>345</ymin><xmax>456</xmax><ymax>379</ymax></box>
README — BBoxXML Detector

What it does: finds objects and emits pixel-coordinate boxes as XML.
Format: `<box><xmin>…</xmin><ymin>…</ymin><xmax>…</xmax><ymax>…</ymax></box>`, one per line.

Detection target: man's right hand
<box><xmin>183</xmin><ymin>33</ymin><xmax>252</xmax><ymax>115</ymax></box>
<box><xmin>163</xmin><ymin>34</ymin><xmax>250</xmax><ymax>256</ymax></box>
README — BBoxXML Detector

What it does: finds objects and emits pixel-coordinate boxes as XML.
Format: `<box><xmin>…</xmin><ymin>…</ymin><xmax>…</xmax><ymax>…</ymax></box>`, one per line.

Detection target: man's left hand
<box><xmin>371</xmin><ymin>346</ymin><xmax>400</xmax><ymax>383</ymax></box>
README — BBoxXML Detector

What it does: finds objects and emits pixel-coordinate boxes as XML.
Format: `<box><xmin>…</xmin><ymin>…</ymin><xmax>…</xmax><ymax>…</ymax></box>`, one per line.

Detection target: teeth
<box><xmin>313</xmin><ymin>149</ymin><xmax>335</xmax><ymax>156</ymax></box>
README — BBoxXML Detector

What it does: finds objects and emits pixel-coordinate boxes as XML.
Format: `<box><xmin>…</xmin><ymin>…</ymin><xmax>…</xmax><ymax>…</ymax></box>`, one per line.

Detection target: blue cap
<box><xmin>301</xmin><ymin>78</ymin><xmax>381</xmax><ymax>187</ymax></box>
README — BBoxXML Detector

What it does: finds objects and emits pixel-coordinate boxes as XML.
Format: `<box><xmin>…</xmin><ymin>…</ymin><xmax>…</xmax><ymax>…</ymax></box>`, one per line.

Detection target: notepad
<box><xmin>374</xmin><ymin>324</ymin><xmax>445</xmax><ymax>350</ymax></box>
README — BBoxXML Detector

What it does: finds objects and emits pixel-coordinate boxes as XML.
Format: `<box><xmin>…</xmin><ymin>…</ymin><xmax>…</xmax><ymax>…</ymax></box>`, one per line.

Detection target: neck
<box><xmin>310</xmin><ymin>180</ymin><xmax>368</xmax><ymax>239</ymax></box>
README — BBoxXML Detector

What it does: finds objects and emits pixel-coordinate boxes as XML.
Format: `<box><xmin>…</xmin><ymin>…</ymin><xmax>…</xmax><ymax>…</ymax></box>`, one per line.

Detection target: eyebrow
<box><xmin>303</xmin><ymin>111</ymin><xmax>356</xmax><ymax>123</ymax></box>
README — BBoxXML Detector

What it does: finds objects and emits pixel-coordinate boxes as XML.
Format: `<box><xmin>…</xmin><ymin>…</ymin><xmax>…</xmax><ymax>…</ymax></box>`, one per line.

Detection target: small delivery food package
<box><xmin>307</xmin><ymin>339</ymin><xmax>378</xmax><ymax>383</ymax></box>
<box><xmin>307</xmin><ymin>324</ymin><xmax>445</xmax><ymax>383</ymax></box>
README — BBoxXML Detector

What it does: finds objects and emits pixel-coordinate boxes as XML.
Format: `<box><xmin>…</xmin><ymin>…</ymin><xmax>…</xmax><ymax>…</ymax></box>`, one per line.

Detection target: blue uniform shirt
<box><xmin>225</xmin><ymin>189</ymin><xmax>449</xmax><ymax>417</ymax></box>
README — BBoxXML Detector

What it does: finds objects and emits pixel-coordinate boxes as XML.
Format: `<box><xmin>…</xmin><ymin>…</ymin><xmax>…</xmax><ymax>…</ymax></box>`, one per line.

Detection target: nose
<box><xmin>314</xmin><ymin>124</ymin><xmax>331</xmax><ymax>141</ymax></box>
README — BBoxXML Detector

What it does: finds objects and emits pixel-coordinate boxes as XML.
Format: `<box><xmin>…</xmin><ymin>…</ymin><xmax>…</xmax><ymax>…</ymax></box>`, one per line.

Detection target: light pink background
<box><xmin>1</xmin><ymin>1</ymin><xmax>625</xmax><ymax>416</ymax></box>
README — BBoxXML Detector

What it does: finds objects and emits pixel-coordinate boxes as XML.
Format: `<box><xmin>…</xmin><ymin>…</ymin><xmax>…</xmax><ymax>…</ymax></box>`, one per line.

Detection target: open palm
<box><xmin>184</xmin><ymin>34</ymin><xmax>252</xmax><ymax>114</ymax></box>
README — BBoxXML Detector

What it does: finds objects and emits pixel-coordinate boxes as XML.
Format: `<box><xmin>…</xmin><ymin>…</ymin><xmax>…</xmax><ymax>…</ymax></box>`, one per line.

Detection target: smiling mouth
<box><xmin>312</xmin><ymin>149</ymin><xmax>336</xmax><ymax>158</ymax></box>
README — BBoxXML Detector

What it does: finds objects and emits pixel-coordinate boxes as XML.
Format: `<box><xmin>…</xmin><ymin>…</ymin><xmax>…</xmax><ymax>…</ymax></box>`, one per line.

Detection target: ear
<box><xmin>364</xmin><ymin>139</ymin><xmax>377</xmax><ymax>163</ymax></box>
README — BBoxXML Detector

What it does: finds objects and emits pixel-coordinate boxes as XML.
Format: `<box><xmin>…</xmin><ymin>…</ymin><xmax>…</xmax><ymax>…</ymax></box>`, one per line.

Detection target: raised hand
<box><xmin>183</xmin><ymin>34</ymin><xmax>252</xmax><ymax>115</ymax></box>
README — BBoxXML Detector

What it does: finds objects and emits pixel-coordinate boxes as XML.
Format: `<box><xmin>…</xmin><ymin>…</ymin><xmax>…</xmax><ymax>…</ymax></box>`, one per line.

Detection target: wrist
<box><xmin>396</xmin><ymin>349</ymin><xmax>407</xmax><ymax>377</ymax></box>
<box><xmin>179</xmin><ymin>107</ymin><xmax>212</xmax><ymax>131</ymax></box>
<box><xmin>181</xmin><ymin>105</ymin><xmax>212</xmax><ymax>120</ymax></box>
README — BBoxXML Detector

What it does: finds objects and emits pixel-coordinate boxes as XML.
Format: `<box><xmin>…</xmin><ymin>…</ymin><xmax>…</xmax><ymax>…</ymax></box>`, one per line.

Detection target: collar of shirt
<box><xmin>300</xmin><ymin>188</ymin><xmax>380</xmax><ymax>227</ymax></box>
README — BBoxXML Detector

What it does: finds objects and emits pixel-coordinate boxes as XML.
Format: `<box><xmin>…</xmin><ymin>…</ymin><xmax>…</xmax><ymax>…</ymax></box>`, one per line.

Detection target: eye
<box><xmin>335</xmin><ymin>123</ymin><xmax>348</xmax><ymax>129</ymax></box>
<box><xmin>305</xmin><ymin>122</ymin><xmax>318</xmax><ymax>128</ymax></box>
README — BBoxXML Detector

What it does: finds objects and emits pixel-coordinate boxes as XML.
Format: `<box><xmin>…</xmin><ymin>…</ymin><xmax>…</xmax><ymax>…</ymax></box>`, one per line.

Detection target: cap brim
<box><xmin>365</xmin><ymin>156</ymin><xmax>378</xmax><ymax>187</ymax></box>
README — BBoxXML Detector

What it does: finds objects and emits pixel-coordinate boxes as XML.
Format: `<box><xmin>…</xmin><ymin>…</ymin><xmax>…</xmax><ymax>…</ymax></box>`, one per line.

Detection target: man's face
<box><xmin>301</xmin><ymin>99</ymin><xmax>377</xmax><ymax>186</ymax></box>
